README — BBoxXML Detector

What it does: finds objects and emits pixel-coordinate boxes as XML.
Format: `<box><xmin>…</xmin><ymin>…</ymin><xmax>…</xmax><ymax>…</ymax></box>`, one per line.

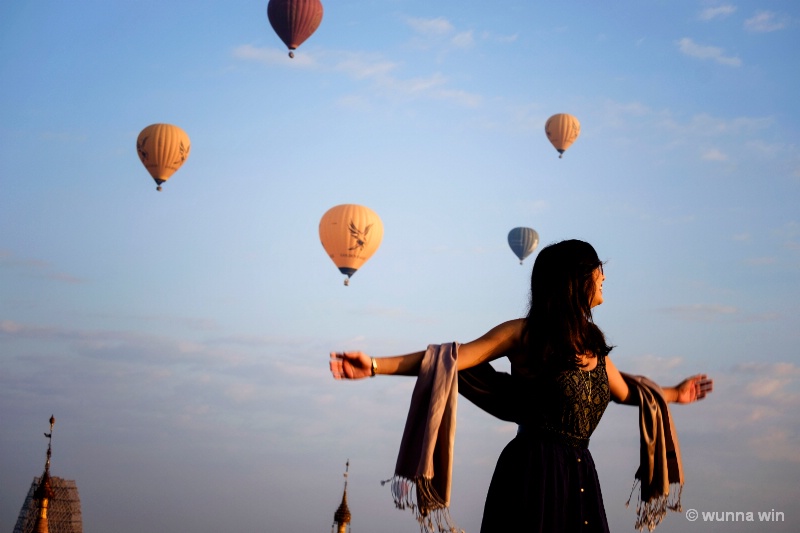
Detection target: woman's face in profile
<box><xmin>589</xmin><ymin>266</ymin><xmax>605</xmax><ymax>308</ymax></box>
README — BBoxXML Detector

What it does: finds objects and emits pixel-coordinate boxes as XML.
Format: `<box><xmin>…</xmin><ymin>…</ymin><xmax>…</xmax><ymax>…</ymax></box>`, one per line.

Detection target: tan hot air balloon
<box><xmin>319</xmin><ymin>204</ymin><xmax>383</xmax><ymax>286</ymax></box>
<box><xmin>544</xmin><ymin>113</ymin><xmax>580</xmax><ymax>158</ymax></box>
<box><xmin>136</xmin><ymin>123</ymin><xmax>191</xmax><ymax>191</ymax></box>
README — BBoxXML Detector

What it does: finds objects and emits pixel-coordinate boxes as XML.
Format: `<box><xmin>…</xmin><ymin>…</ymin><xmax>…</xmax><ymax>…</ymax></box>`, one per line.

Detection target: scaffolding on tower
<box><xmin>13</xmin><ymin>415</ymin><xmax>83</xmax><ymax>533</ymax></box>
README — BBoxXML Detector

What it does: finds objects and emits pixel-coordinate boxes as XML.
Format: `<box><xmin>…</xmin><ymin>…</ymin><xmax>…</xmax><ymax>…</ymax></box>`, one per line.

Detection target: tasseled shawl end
<box><xmin>383</xmin><ymin>475</ymin><xmax>462</xmax><ymax>533</ymax></box>
<box><xmin>387</xmin><ymin>343</ymin><xmax>462</xmax><ymax>533</ymax></box>
<box><xmin>626</xmin><ymin>478</ymin><xmax>683</xmax><ymax>532</ymax></box>
<box><xmin>621</xmin><ymin>373</ymin><xmax>685</xmax><ymax>532</ymax></box>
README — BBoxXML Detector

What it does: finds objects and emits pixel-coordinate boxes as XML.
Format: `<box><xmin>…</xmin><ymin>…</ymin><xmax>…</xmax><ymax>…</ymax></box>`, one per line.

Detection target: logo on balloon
<box><xmin>348</xmin><ymin>221</ymin><xmax>373</xmax><ymax>253</ymax></box>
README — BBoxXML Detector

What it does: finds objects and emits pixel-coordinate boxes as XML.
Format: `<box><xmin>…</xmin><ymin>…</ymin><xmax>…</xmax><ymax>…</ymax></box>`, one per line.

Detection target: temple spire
<box><xmin>33</xmin><ymin>415</ymin><xmax>56</xmax><ymax>533</ymax></box>
<box><xmin>331</xmin><ymin>460</ymin><xmax>351</xmax><ymax>533</ymax></box>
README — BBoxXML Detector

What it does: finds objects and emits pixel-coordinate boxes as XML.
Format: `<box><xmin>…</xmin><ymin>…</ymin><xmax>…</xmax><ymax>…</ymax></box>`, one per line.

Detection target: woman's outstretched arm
<box><xmin>606</xmin><ymin>356</ymin><xmax>714</xmax><ymax>404</ymax></box>
<box><xmin>329</xmin><ymin>318</ymin><xmax>524</xmax><ymax>380</ymax></box>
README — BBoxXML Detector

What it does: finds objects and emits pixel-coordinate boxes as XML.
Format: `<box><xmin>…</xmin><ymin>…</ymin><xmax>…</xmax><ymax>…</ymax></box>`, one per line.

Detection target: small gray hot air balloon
<box><xmin>507</xmin><ymin>227</ymin><xmax>539</xmax><ymax>264</ymax></box>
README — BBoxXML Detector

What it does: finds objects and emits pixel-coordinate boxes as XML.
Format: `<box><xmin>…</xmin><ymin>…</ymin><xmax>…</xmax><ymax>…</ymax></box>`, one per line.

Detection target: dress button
<box><xmin>584</xmin><ymin>521</ymin><xmax>589</xmax><ymax>525</ymax></box>
<box><xmin>577</xmin><ymin>458</ymin><xmax>581</xmax><ymax>462</ymax></box>
<box><xmin>580</xmin><ymin>488</ymin><xmax>584</xmax><ymax>492</ymax></box>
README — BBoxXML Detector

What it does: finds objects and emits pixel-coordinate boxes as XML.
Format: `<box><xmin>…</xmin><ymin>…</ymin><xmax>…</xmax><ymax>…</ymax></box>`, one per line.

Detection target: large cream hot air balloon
<box><xmin>136</xmin><ymin>123</ymin><xmax>191</xmax><ymax>191</ymax></box>
<box><xmin>319</xmin><ymin>204</ymin><xmax>383</xmax><ymax>286</ymax></box>
<box><xmin>545</xmin><ymin>113</ymin><xmax>580</xmax><ymax>158</ymax></box>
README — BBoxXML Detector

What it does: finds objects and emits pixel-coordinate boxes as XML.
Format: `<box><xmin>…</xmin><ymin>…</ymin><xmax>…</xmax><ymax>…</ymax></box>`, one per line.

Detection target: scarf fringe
<box><xmin>382</xmin><ymin>475</ymin><xmax>463</xmax><ymax>533</ymax></box>
<box><xmin>626</xmin><ymin>480</ymin><xmax>683</xmax><ymax>532</ymax></box>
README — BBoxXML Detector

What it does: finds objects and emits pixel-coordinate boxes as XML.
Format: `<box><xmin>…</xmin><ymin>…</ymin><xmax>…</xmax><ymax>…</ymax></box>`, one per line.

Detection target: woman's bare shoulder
<box><xmin>488</xmin><ymin>318</ymin><xmax>525</xmax><ymax>341</ymax></box>
<box><xmin>500</xmin><ymin>317</ymin><xmax>525</xmax><ymax>330</ymax></box>
<box><xmin>457</xmin><ymin>318</ymin><xmax>525</xmax><ymax>368</ymax></box>
<box><xmin>491</xmin><ymin>318</ymin><xmax>526</xmax><ymax>350</ymax></box>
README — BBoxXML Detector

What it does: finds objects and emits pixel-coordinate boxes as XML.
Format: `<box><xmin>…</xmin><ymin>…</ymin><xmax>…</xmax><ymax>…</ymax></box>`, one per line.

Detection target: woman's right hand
<box><xmin>330</xmin><ymin>351</ymin><xmax>373</xmax><ymax>380</ymax></box>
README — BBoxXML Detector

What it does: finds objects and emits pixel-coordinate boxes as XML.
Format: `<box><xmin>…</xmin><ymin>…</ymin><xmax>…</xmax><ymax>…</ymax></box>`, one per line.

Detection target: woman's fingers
<box><xmin>329</xmin><ymin>351</ymin><xmax>367</xmax><ymax>379</ymax></box>
<box><xmin>687</xmin><ymin>374</ymin><xmax>713</xmax><ymax>401</ymax></box>
<box><xmin>329</xmin><ymin>352</ymin><xmax>347</xmax><ymax>379</ymax></box>
<box><xmin>696</xmin><ymin>375</ymin><xmax>713</xmax><ymax>399</ymax></box>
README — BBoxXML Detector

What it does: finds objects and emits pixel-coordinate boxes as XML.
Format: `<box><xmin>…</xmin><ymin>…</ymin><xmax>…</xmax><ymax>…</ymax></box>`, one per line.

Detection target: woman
<box><xmin>330</xmin><ymin>239</ymin><xmax>712</xmax><ymax>532</ymax></box>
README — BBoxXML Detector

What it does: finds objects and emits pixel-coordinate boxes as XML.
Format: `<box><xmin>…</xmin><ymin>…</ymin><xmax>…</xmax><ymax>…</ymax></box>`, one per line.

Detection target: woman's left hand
<box><xmin>674</xmin><ymin>374</ymin><xmax>714</xmax><ymax>403</ymax></box>
<box><xmin>329</xmin><ymin>351</ymin><xmax>373</xmax><ymax>380</ymax></box>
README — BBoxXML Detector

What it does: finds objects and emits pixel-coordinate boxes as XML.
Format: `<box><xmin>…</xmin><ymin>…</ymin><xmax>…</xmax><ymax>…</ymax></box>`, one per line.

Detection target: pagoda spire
<box><xmin>33</xmin><ymin>415</ymin><xmax>56</xmax><ymax>533</ymax></box>
<box><xmin>331</xmin><ymin>460</ymin><xmax>351</xmax><ymax>533</ymax></box>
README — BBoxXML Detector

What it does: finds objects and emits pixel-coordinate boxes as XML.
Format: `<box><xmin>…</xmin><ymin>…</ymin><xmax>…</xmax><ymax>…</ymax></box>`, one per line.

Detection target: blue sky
<box><xmin>2</xmin><ymin>1</ymin><xmax>799</xmax><ymax>532</ymax></box>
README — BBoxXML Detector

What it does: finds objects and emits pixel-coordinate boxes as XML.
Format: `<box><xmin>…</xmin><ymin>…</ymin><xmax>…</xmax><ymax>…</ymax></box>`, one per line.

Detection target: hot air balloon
<box><xmin>136</xmin><ymin>124</ymin><xmax>191</xmax><ymax>191</ymax></box>
<box><xmin>545</xmin><ymin>113</ymin><xmax>580</xmax><ymax>158</ymax></box>
<box><xmin>267</xmin><ymin>0</ymin><xmax>324</xmax><ymax>58</ymax></box>
<box><xmin>319</xmin><ymin>204</ymin><xmax>383</xmax><ymax>286</ymax></box>
<box><xmin>507</xmin><ymin>227</ymin><xmax>539</xmax><ymax>264</ymax></box>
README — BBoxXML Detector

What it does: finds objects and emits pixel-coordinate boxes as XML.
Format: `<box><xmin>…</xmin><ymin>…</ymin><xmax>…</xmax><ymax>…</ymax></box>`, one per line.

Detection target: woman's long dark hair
<box><xmin>521</xmin><ymin>239</ymin><xmax>613</xmax><ymax>371</ymax></box>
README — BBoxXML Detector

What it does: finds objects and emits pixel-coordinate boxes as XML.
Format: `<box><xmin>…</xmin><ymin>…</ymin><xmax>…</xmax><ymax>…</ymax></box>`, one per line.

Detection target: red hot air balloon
<box><xmin>267</xmin><ymin>0</ymin><xmax>324</xmax><ymax>58</ymax></box>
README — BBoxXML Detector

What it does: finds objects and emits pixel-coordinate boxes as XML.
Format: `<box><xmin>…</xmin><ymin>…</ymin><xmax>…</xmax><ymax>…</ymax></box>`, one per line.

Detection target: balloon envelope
<box><xmin>136</xmin><ymin>123</ymin><xmax>191</xmax><ymax>191</ymax></box>
<box><xmin>319</xmin><ymin>204</ymin><xmax>383</xmax><ymax>285</ymax></box>
<box><xmin>267</xmin><ymin>0</ymin><xmax>323</xmax><ymax>57</ymax></box>
<box><xmin>508</xmin><ymin>227</ymin><xmax>539</xmax><ymax>264</ymax></box>
<box><xmin>545</xmin><ymin>113</ymin><xmax>580</xmax><ymax>158</ymax></box>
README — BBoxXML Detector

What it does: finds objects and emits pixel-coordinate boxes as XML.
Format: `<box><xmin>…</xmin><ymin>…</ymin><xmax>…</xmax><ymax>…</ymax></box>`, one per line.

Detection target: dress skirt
<box><xmin>480</xmin><ymin>429</ymin><xmax>610</xmax><ymax>533</ymax></box>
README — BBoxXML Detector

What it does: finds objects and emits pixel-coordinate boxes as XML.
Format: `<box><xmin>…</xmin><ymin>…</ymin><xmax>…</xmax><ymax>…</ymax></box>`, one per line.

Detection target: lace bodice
<box><xmin>517</xmin><ymin>355</ymin><xmax>611</xmax><ymax>447</ymax></box>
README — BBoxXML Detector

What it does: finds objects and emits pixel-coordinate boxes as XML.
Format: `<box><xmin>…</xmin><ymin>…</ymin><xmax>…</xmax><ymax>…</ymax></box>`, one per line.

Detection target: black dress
<box><xmin>463</xmin><ymin>355</ymin><xmax>612</xmax><ymax>533</ymax></box>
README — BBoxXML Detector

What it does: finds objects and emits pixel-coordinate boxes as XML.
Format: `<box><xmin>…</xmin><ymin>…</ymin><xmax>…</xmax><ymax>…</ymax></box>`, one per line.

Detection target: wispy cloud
<box><xmin>372</xmin><ymin>70</ymin><xmax>482</xmax><ymax>106</ymax></box>
<box><xmin>744</xmin><ymin>11</ymin><xmax>789</xmax><ymax>33</ymax></box>
<box><xmin>659</xmin><ymin>304</ymin><xmax>784</xmax><ymax>323</ymax></box>
<box><xmin>701</xmin><ymin>148</ymin><xmax>728</xmax><ymax>161</ymax></box>
<box><xmin>659</xmin><ymin>303</ymin><xmax>738</xmax><ymax>321</ymax></box>
<box><xmin>404</xmin><ymin>16</ymin><xmax>483</xmax><ymax>50</ymax></box>
<box><xmin>689</xmin><ymin>362</ymin><xmax>800</xmax><ymax>462</ymax></box>
<box><xmin>599</xmin><ymin>99</ymin><xmax>774</xmax><ymax>141</ymax></box>
<box><xmin>232</xmin><ymin>46</ymin><xmax>481</xmax><ymax>108</ymax></box>
<box><xmin>734</xmin><ymin>362</ymin><xmax>800</xmax><ymax>400</ymax></box>
<box><xmin>698</xmin><ymin>5</ymin><xmax>737</xmax><ymax>21</ymax></box>
<box><xmin>0</xmin><ymin>320</ymin><xmax>247</xmax><ymax>366</ymax></box>
<box><xmin>405</xmin><ymin>16</ymin><xmax>454</xmax><ymax>37</ymax></box>
<box><xmin>232</xmin><ymin>43</ymin><xmax>316</xmax><ymax>67</ymax></box>
<box><xmin>522</xmin><ymin>199</ymin><xmax>549</xmax><ymax>214</ymax></box>
<box><xmin>614</xmin><ymin>353</ymin><xmax>686</xmax><ymax>379</ymax></box>
<box><xmin>776</xmin><ymin>221</ymin><xmax>800</xmax><ymax>253</ymax></box>
<box><xmin>743</xmin><ymin>139</ymin><xmax>785</xmax><ymax>159</ymax></box>
<box><xmin>484</xmin><ymin>31</ymin><xmax>518</xmax><ymax>44</ymax></box>
<box><xmin>747</xmin><ymin>377</ymin><xmax>790</xmax><ymax>398</ymax></box>
<box><xmin>0</xmin><ymin>250</ymin><xmax>83</xmax><ymax>284</ymax></box>
<box><xmin>451</xmin><ymin>30</ymin><xmax>475</xmax><ymax>48</ymax></box>
<box><xmin>1</xmin><ymin>320</ymin><xmax>61</xmax><ymax>337</ymax></box>
<box><xmin>750</xmin><ymin>429</ymin><xmax>800</xmax><ymax>462</ymax></box>
<box><xmin>331</xmin><ymin>52</ymin><xmax>398</xmax><ymax>79</ymax></box>
<box><xmin>743</xmin><ymin>256</ymin><xmax>776</xmax><ymax>266</ymax></box>
<box><xmin>676</xmin><ymin>37</ymin><xmax>742</xmax><ymax>67</ymax></box>
<box><xmin>666</xmin><ymin>113</ymin><xmax>773</xmax><ymax>138</ymax></box>
<box><xmin>590</xmin><ymin>100</ymin><xmax>791</xmax><ymax>177</ymax></box>
<box><xmin>39</xmin><ymin>131</ymin><xmax>88</xmax><ymax>143</ymax></box>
